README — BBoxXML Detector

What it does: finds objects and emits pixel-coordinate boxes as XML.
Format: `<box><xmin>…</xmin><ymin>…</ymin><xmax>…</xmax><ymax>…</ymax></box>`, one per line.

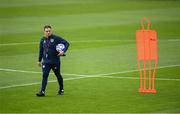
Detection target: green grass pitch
<box><xmin>0</xmin><ymin>0</ymin><xmax>180</xmax><ymax>113</ymax></box>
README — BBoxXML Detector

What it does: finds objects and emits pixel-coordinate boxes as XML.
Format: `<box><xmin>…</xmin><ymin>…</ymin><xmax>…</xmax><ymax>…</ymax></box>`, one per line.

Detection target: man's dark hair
<box><xmin>44</xmin><ymin>25</ymin><xmax>52</xmax><ymax>30</ymax></box>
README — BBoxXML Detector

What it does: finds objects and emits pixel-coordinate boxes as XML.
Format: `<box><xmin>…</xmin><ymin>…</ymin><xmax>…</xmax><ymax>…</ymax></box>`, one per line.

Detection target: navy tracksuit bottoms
<box><xmin>41</xmin><ymin>62</ymin><xmax>63</xmax><ymax>92</ymax></box>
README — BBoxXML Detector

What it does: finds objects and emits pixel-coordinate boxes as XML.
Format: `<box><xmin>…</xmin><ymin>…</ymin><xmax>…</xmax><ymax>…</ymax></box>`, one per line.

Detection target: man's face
<box><xmin>44</xmin><ymin>28</ymin><xmax>52</xmax><ymax>38</ymax></box>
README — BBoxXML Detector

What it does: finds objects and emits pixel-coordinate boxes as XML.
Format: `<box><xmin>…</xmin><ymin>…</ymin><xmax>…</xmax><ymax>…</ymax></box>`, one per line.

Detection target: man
<box><xmin>36</xmin><ymin>25</ymin><xmax>69</xmax><ymax>96</ymax></box>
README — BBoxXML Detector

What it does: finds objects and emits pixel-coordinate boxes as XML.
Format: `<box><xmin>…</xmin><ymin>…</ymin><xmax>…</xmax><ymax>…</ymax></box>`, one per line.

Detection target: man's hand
<box><xmin>57</xmin><ymin>51</ymin><xmax>65</xmax><ymax>56</ymax></box>
<box><xmin>37</xmin><ymin>62</ymin><xmax>42</xmax><ymax>67</ymax></box>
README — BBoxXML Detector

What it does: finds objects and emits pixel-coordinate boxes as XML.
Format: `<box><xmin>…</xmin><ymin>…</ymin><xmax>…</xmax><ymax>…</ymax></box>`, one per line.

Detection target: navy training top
<box><xmin>38</xmin><ymin>34</ymin><xmax>70</xmax><ymax>64</ymax></box>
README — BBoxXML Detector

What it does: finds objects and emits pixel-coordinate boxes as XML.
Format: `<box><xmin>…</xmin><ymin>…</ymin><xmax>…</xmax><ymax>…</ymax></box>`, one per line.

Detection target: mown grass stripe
<box><xmin>1</xmin><ymin>39</ymin><xmax>180</xmax><ymax>46</ymax></box>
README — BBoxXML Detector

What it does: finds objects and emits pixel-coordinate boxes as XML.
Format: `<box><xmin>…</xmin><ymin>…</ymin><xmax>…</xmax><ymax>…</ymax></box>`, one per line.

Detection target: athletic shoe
<box><xmin>58</xmin><ymin>89</ymin><xmax>64</xmax><ymax>95</ymax></box>
<box><xmin>36</xmin><ymin>91</ymin><xmax>45</xmax><ymax>97</ymax></box>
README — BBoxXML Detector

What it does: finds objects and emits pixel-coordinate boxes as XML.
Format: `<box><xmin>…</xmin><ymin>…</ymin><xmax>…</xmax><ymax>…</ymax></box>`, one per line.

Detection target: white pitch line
<box><xmin>167</xmin><ymin>39</ymin><xmax>180</xmax><ymax>42</ymax></box>
<box><xmin>94</xmin><ymin>64</ymin><xmax>180</xmax><ymax>77</ymax></box>
<box><xmin>100</xmin><ymin>76</ymin><xmax>180</xmax><ymax>81</ymax></box>
<box><xmin>0</xmin><ymin>40</ymin><xmax>128</xmax><ymax>46</ymax></box>
<box><xmin>0</xmin><ymin>76</ymin><xmax>94</xmax><ymax>89</ymax></box>
<box><xmin>0</xmin><ymin>42</ymin><xmax>38</xmax><ymax>46</ymax></box>
<box><xmin>0</xmin><ymin>68</ymin><xmax>41</xmax><ymax>74</ymax></box>
<box><xmin>1</xmin><ymin>74</ymin><xmax>180</xmax><ymax>90</ymax></box>
<box><xmin>0</xmin><ymin>68</ymin><xmax>88</xmax><ymax>77</ymax></box>
<box><xmin>0</xmin><ymin>64</ymin><xmax>180</xmax><ymax>89</ymax></box>
<box><xmin>0</xmin><ymin>64</ymin><xmax>180</xmax><ymax>77</ymax></box>
<box><xmin>0</xmin><ymin>40</ymin><xmax>132</xmax><ymax>46</ymax></box>
<box><xmin>0</xmin><ymin>39</ymin><xmax>180</xmax><ymax>46</ymax></box>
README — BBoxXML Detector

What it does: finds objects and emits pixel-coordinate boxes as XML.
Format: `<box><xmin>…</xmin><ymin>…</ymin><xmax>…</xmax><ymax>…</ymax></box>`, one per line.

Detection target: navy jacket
<box><xmin>38</xmin><ymin>34</ymin><xmax>69</xmax><ymax>64</ymax></box>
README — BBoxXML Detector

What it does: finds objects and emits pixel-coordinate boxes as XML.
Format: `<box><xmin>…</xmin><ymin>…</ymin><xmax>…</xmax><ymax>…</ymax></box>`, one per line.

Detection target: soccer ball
<box><xmin>56</xmin><ymin>43</ymin><xmax>65</xmax><ymax>52</ymax></box>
